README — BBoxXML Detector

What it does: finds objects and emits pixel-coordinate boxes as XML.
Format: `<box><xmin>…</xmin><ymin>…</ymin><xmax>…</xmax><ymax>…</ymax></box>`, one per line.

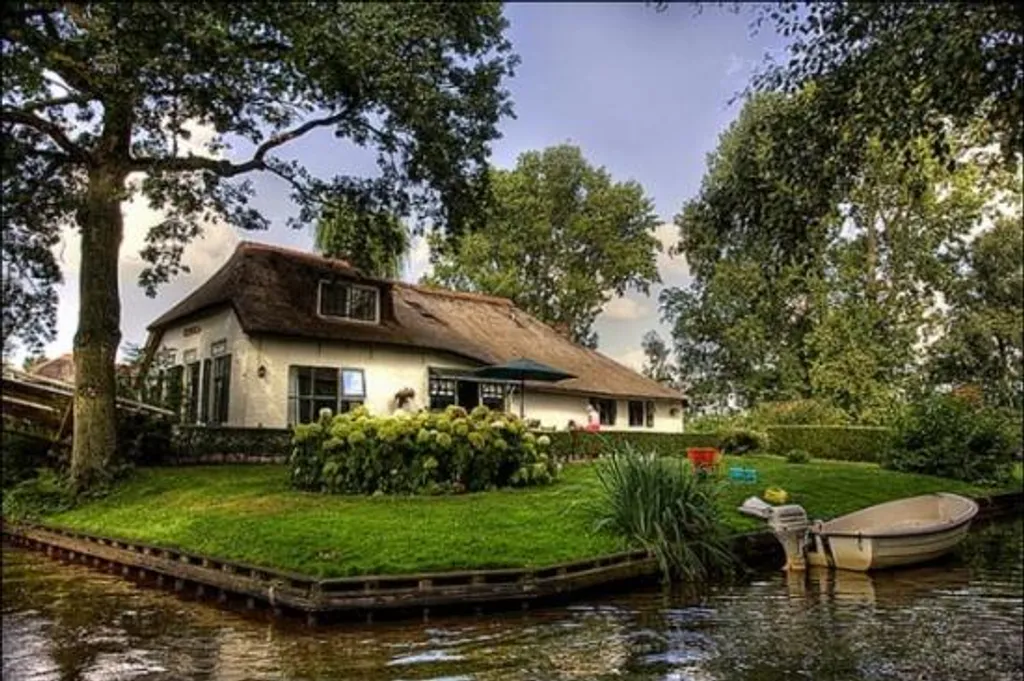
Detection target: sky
<box><xmin>35</xmin><ymin>3</ymin><xmax>788</xmax><ymax>370</ymax></box>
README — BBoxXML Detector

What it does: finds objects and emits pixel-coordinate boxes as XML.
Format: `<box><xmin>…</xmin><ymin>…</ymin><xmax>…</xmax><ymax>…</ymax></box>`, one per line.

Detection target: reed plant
<box><xmin>591</xmin><ymin>440</ymin><xmax>735</xmax><ymax>582</ymax></box>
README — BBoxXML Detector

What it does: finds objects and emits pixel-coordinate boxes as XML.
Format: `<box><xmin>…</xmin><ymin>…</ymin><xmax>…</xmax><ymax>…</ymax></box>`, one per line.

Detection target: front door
<box><xmin>457</xmin><ymin>380</ymin><xmax>480</xmax><ymax>408</ymax></box>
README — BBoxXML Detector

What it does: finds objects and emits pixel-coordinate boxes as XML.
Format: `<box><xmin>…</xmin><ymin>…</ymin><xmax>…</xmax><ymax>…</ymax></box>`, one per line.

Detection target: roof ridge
<box><xmin>237</xmin><ymin>240</ymin><xmax>356</xmax><ymax>271</ymax></box>
<box><xmin>396</xmin><ymin>281</ymin><xmax>513</xmax><ymax>306</ymax></box>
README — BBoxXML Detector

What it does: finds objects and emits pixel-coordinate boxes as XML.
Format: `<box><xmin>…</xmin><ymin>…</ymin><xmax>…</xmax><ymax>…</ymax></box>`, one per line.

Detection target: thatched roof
<box><xmin>147</xmin><ymin>242</ymin><xmax>683</xmax><ymax>401</ymax></box>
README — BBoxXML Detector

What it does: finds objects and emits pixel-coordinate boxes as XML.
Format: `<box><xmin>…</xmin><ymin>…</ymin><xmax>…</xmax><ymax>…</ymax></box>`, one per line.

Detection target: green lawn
<box><xmin>43</xmin><ymin>456</ymin><xmax>999</xmax><ymax>577</ymax></box>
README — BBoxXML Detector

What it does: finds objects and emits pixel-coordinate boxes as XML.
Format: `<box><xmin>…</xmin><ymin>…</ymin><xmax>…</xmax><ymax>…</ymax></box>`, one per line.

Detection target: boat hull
<box><xmin>805</xmin><ymin>493</ymin><xmax>978</xmax><ymax>572</ymax></box>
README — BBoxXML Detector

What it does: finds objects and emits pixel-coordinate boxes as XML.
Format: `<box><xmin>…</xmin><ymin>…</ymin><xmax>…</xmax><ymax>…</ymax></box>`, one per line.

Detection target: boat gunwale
<box><xmin>810</xmin><ymin>493</ymin><xmax>980</xmax><ymax>540</ymax></box>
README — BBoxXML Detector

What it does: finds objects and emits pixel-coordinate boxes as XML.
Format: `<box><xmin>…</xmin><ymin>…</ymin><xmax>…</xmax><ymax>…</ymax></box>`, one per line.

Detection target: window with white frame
<box><xmin>210</xmin><ymin>354</ymin><xmax>231</xmax><ymax>424</ymax></box>
<box><xmin>318</xmin><ymin>281</ymin><xmax>379</xmax><ymax>323</ymax></box>
<box><xmin>288</xmin><ymin>366</ymin><xmax>366</xmax><ymax>424</ymax></box>
<box><xmin>428</xmin><ymin>375</ymin><xmax>457</xmax><ymax>410</ymax></box>
<box><xmin>481</xmin><ymin>382</ymin><xmax>507</xmax><ymax>411</ymax></box>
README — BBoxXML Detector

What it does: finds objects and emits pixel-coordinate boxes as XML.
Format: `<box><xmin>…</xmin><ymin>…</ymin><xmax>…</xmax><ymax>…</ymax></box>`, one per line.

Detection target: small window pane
<box><xmin>349</xmin><ymin>287</ymin><xmax>377</xmax><ymax>321</ymax></box>
<box><xmin>298</xmin><ymin>399</ymin><xmax>314</xmax><ymax>424</ymax></box>
<box><xmin>320</xmin><ymin>282</ymin><xmax>349</xmax><ymax>317</ymax></box>
<box><xmin>590</xmin><ymin>398</ymin><xmax>616</xmax><ymax>426</ymax></box>
<box><xmin>314</xmin><ymin>368</ymin><xmax>339</xmax><ymax>398</ymax></box>
<box><xmin>645</xmin><ymin>401</ymin><xmax>655</xmax><ymax>428</ymax></box>
<box><xmin>342</xmin><ymin>369</ymin><xmax>365</xmax><ymax>397</ymax></box>
<box><xmin>628</xmin><ymin>401</ymin><xmax>644</xmax><ymax>427</ymax></box>
<box><xmin>296</xmin><ymin>367</ymin><xmax>312</xmax><ymax>397</ymax></box>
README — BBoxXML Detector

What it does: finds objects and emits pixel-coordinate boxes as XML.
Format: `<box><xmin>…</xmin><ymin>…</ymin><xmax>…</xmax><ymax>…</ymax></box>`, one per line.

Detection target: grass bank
<box><xmin>41</xmin><ymin>456</ymin><xmax>998</xmax><ymax>577</ymax></box>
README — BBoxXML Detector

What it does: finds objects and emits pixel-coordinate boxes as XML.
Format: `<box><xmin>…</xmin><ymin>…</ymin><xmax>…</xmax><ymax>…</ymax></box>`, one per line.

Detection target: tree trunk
<box><xmin>71</xmin><ymin>163</ymin><xmax>126</xmax><ymax>490</ymax></box>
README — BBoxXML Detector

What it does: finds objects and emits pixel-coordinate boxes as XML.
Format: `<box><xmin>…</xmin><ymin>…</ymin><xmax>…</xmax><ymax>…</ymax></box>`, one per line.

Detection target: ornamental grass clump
<box><xmin>591</xmin><ymin>441</ymin><xmax>734</xmax><ymax>582</ymax></box>
<box><xmin>289</xmin><ymin>405</ymin><xmax>559</xmax><ymax>495</ymax></box>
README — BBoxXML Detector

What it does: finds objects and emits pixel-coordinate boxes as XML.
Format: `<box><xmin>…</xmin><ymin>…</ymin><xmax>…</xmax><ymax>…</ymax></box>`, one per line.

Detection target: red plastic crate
<box><xmin>686</xmin><ymin>447</ymin><xmax>720</xmax><ymax>471</ymax></box>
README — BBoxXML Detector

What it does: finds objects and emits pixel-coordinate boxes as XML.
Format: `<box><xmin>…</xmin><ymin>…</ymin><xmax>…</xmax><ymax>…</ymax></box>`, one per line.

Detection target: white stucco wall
<box><xmin>511</xmin><ymin>392</ymin><xmax>683</xmax><ymax>433</ymax></box>
<box><xmin>241</xmin><ymin>336</ymin><xmax>481</xmax><ymax>428</ymax></box>
<box><xmin>154</xmin><ymin>313</ymin><xmax>683</xmax><ymax>432</ymax></box>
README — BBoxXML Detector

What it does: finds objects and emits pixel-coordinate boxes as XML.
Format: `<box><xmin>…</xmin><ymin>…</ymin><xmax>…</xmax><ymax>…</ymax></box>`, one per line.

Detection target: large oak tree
<box><xmin>1</xmin><ymin>2</ymin><xmax>517</xmax><ymax>488</ymax></box>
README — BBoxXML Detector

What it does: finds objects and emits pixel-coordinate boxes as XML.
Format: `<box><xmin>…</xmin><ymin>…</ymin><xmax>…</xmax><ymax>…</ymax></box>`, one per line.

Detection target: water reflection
<box><xmin>3</xmin><ymin>519</ymin><xmax>1021</xmax><ymax>681</ymax></box>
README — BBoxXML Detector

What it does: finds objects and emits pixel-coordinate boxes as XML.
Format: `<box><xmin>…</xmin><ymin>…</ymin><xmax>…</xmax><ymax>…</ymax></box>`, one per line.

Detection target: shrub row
<box><xmin>765</xmin><ymin>426</ymin><xmax>893</xmax><ymax>463</ymax></box>
<box><xmin>170</xmin><ymin>426</ymin><xmax>291</xmax><ymax>464</ymax></box>
<box><xmin>883</xmin><ymin>394</ymin><xmax>1020</xmax><ymax>485</ymax></box>
<box><xmin>290</xmin><ymin>405</ymin><xmax>559</xmax><ymax>495</ymax></box>
<box><xmin>547</xmin><ymin>431</ymin><xmax>722</xmax><ymax>460</ymax></box>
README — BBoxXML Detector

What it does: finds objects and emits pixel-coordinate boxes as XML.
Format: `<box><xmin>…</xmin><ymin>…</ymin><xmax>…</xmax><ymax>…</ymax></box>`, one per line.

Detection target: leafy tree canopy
<box><xmin>314</xmin><ymin>198</ymin><xmax>410</xmax><ymax>279</ymax></box>
<box><xmin>425</xmin><ymin>144</ymin><xmax>661</xmax><ymax>347</ymax></box>
<box><xmin>928</xmin><ymin>214</ymin><xmax>1024</xmax><ymax>409</ymax></box>
<box><xmin>640</xmin><ymin>330</ymin><xmax>677</xmax><ymax>387</ymax></box>
<box><xmin>1</xmin><ymin>2</ymin><xmax>517</xmax><ymax>487</ymax></box>
<box><xmin>661</xmin><ymin>91</ymin><xmax>1006</xmax><ymax>416</ymax></box>
<box><xmin>752</xmin><ymin>2</ymin><xmax>1023</xmax><ymax>166</ymax></box>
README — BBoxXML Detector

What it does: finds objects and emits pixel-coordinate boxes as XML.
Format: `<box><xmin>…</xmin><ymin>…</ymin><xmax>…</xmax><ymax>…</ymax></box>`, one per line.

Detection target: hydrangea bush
<box><xmin>290</xmin><ymin>405</ymin><xmax>559</xmax><ymax>495</ymax></box>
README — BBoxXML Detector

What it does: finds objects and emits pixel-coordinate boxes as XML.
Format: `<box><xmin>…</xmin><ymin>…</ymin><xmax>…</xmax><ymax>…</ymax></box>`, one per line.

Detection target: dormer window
<box><xmin>319</xmin><ymin>280</ymin><xmax>380</xmax><ymax>323</ymax></box>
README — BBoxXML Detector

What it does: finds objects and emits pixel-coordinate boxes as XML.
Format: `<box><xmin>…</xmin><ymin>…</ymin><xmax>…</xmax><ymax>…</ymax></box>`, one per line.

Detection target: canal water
<box><xmin>3</xmin><ymin>519</ymin><xmax>1022</xmax><ymax>681</ymax></box>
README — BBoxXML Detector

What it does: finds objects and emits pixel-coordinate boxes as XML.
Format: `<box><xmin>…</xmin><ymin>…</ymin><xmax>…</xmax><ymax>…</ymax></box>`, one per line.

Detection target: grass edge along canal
<box><xmin>38</xmin><ymin>456</ymin><xmax>1000</xmax><ymax>578</ymax></box>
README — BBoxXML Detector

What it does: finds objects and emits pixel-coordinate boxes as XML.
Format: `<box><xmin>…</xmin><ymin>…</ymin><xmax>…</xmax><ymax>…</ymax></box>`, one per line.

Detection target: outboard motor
<box><xmin>767</xmin><ymin>504</ymin><xmax>811</xmax><ymax>571</ymax></box>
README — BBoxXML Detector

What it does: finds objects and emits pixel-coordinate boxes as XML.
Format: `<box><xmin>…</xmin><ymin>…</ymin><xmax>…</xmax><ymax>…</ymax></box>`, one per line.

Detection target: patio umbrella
<box><xmin>474</xmin><ymin>357</ymin><xmax>575</xmax><ymax>419</ymax></box>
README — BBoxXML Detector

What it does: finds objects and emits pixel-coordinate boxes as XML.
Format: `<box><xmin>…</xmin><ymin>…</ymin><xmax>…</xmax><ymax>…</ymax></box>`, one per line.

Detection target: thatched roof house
<box><xmin>144</xmin><ymin>241</ymin><xmax>684</xmax><ymax>432</ymax></box>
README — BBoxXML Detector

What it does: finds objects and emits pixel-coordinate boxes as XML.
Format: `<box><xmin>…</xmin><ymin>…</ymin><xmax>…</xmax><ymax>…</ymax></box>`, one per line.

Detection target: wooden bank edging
<box><xmin>0</xmin><ymin>520</ymin><xmax>658</xmax><ymax>622</ymax></box>
<box><xmin>2</xmin><ymin>490</ymin><xmax>1020</xmax><ymax>623</ymax></box>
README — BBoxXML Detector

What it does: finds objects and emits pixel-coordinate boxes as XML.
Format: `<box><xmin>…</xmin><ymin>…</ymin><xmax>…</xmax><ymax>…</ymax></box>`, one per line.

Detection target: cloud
<box><xmin>602</xmin><ymin>296</ymin><xmax>650</xmax><ymax>321</ymax></box>
<box><xmin>607</xmin><ymin>347</ymin><xmax>647</xmax><ymax>372</ymax></box>
<box><xmin>654</xmin><ymin>221</ymin><xmax>690</xmax><ymax>281</ymax></box>
<box><xmin>403</xmin><ymin>234</ymin><xmax>433</xmax><ymax>283</ymax></box>
<box><xmin>724</xmin><ymin>52</ymin><xmax>758</xmax><ymax>78</ymax></box>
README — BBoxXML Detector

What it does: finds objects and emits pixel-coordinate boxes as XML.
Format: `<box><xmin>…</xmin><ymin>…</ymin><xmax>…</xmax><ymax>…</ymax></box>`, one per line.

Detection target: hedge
<box><xmin>547</xmin><ymin>430</ymin><xmax>722</xmax><ymax>460</ymax></box>
<box><xmin>765</xmin><ymin>425</ymin><xmax>894</xmax><ymax>463</ymax></box>
<box><xmin>170</xmin><ymin>426</ymin><xmax>292</xmax><ymax>464</ymax></box>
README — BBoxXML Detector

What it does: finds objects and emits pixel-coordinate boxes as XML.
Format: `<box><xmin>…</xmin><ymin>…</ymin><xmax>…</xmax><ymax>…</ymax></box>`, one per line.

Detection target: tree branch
<box><xmin>129</xmin><ymin>110</ymin><xmax>350</xmax><ymax>176</ymax></box>
<box><xmin>0</xmin><ymin>108</ymin><xmax>88</xmax><ymax>160</ymax></box>
<box><xmin>22</xmin><ymin>93</ymin><xmax>93</xmax><ymax>111</ymax></box>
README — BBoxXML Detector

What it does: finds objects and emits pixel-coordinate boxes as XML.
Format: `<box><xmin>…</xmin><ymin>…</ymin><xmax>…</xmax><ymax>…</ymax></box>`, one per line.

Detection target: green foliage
<box><xmin>661</xmin><ymin>86</ymin><xmax>1006</xmax><ymax>416</ymax></box>
<box><xmin>172</xmin><ymin>426</ymin><xmax>292</xmax><ymax>463</ymax></box>
<box><xmin>641</xmin><ymin>330</ymin><xmax>678</xmax><ymax>386</ymax></box>
<box><xmin>928</xmin><ymin>215</ymin><xmax>1024</xmax><ymax>409</ymax></box>
<box><xmin>425</xmin><ymin>144</ymin><xmax>661</xmax><ymax>347</ymax></box>
<box><xmin>289</xmin><ymin>406</ymin><xmax>559</xmax><ymax>495</ymax></box>
<box><xmin>785</xmin><ymin>449</ymin><xmax>811</xmax><ymax>465</ymax></box>
<box><xmin>753</xmin><ymin>3</ymin><xmax>1023</xmax><ymax>166</ymax></box>
<box><xmin>660</xmin><ymin>90</ymin><xmax>841</xmax><ymax>408</ymax></box>
<box><xmin>314</xmin><ymin>198</ymin><xmax>410</xmax><ymax>278</ymax></box>
<box><xmin>2</xmin><ymin>469</ymin><xmax>76</xmax><ymax>520</ymax></box>
<box><xmin>749</xmin><ymin>399</ymin><xmax>851</xmax><ymax>426</ymax></box>
<box><xmin>884</xmin><ymin>393</ymin><xmax>1019</xmax><ymax>485</ymax></box>
<box><xmin>719</xmin><ymin>428</ymin><xmax>767</xmax><ymax>456</ymax></box>
<box><xmin>2</xmin><ymin>3</ymin><xmax>517</xmax><ymax>487</ymax></box>
<box><xmin>115</xmin><ymin>413</ymin><xmax>173</xmax><ymax>469</ymax></box>
<box><xmin>546</xmin><ymin>431</ymin><xmax>722</xmax><ymax>459</ymax></box>
<box><xmin>766</xmin><ymin>426</ymin><xmax>893</xmax><ymax>464</ymax></box>
<box><xmin>1</xmin><ymin>429</ymin><xmax>58</xmax><ymax>489</ymax></box>
<box><xmin>590</xmin><ymin>442</ymin><xmax>734</xmax><ymax>582</ymax></box>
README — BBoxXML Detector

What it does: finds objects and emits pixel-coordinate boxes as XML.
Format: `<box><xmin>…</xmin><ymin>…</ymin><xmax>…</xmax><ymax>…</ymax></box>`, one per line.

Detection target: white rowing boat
<box><xmin>804</xmin><ymin>493</ymin><xmax>979</xmax><ymax>571</ymax></box>
<box><xmin>759</xmin><ymin>493</ymin><xmax>979</xmax><ymax>572</ymax></box>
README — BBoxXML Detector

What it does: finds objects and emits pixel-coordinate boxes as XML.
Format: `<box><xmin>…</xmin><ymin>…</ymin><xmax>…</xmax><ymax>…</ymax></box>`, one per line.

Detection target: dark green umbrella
<box><xmin>474</xmin><ymin>357</ymin><xmax>575</xmax><ymax>418</ymax></box>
